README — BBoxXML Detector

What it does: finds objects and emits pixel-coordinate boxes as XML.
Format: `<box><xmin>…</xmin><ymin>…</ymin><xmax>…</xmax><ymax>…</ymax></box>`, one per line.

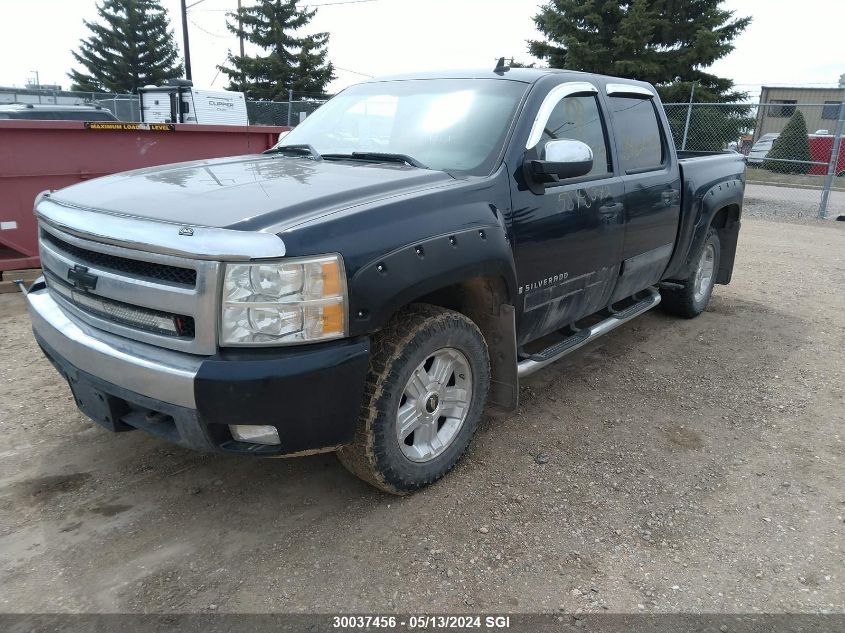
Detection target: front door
<box><xmin>509</xmin><ymin>82</ymin><xmax>626</xmax><ymax>345</ymax></box>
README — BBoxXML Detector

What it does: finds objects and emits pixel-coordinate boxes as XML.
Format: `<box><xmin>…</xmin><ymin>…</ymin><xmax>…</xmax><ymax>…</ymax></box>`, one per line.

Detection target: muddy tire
<box><xmin>660</xmin><ymin>227</ymin><xmax>721</xmax><ymax>318</ymax></box>
<box><xmin>337</xmin><ymin>304</ymin><xmax>490</xmax><ymax>495</ymax></box>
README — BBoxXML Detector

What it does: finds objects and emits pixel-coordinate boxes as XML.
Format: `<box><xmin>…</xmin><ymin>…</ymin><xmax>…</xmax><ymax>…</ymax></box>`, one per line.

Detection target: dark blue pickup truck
<box><xmin>26</xmin><ymin>66</ymin><xmax>745</xmax><ymax>494</ymax></box>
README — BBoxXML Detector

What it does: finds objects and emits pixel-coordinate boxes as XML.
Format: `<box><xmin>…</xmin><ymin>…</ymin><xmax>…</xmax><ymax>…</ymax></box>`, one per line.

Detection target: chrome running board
<box><xmin>517</xmin><ymin>288</ymin><xmax>661</xmax><ymax>378</ymax></box>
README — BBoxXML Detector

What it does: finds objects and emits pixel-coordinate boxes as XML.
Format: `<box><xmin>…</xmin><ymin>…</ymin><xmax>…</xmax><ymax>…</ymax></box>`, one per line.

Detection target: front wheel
<box><xmin>337</xmin><ymin>305</ymin><xmax>490</xmax><ymax>494</ymax></box>
<box><xmin>660</xmin><ymin>226</ymin><xmax>721</xmax><ymax>318</ymax></box>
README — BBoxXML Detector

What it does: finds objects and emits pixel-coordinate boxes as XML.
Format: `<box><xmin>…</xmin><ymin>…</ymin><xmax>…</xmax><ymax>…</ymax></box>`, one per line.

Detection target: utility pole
<box><xmin>180</xmin><ymin>0</ymin><xmax>192</xmax><ymax>81</ymax></box>
<box><xmin>30</xmin><ymin>70</ymin><xmax>41</xmax><ymax>103</ymax></box>
<box><xmin>287</xmin><ymin>88</ymin><xmax>293</xmax><ymax>127</ymax></box>
<box><xmin>238</xmin><ymin>0</ymin><xmax>246</xmax><ymax>91</ymax></box>
<box><xmin>681</xmin><ymin>81</ymin><xmax>696</xmax><ymax>151</ymax></box>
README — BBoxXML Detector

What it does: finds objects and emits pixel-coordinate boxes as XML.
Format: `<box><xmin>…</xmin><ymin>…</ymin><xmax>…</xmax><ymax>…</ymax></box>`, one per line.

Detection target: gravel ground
<box><xmin>745</xmin><ymin>183</ymin><xmax>845</xmax><ymax>221</ymax></box>
<box><xmin>0</xmin><ymin>215</ymin><xmax>843</xmax><ymax>615</ymax></box>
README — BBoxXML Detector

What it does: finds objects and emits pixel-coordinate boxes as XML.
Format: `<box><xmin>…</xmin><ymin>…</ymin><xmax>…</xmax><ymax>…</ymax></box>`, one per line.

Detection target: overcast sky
<box><xmin>1</xmin><ymin>0</ymin><xmax>842</xmax><ymax>99</ymax></box>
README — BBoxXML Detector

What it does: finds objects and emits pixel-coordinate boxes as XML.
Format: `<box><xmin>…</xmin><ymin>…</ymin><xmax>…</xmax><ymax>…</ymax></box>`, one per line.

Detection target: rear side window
<box><xmin>609</xmin><ymin>97</ymin><xmax>664</xmax><ymax>173</ymax></box>
<box><xmin>538</xmin><ymin>95</ymin><xmax>611</xmax><ymax>177</ymax></box>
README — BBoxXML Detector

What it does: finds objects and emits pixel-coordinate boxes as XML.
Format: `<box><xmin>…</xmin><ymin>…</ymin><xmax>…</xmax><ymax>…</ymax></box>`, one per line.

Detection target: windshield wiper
<box><xmin>322</xmin><ymin>152</ymin><xmax>428</xmax><ymax>169</ymax></box>
<box><xmin>264</xmin><ymin>144</ymin><xmax>322</xmax><ymax>160</ymax></box>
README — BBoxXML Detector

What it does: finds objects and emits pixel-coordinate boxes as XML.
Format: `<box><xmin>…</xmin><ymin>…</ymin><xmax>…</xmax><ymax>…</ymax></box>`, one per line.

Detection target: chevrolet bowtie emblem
<box><xmin>67</xmin><ymin>264</ymin><xmax>98</xmax><ymax>291</ymax></box>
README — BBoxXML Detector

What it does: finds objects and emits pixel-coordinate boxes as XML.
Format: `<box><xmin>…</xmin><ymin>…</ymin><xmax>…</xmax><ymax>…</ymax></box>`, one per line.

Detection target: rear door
<box><xmin>604</xmin><ymin>84</ymin><xmax>681</xmax><ymax>301</ymax></box>
<box><xmin>509</xmin><ymin>80</ymin><xmax>626</xmax><ymax>344</ymax></box>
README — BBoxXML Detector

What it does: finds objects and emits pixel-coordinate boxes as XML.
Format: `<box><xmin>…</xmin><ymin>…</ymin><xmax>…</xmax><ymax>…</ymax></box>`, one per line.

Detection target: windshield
<box><xmin>280</xmin><ymin>79</ymin><xmax>529</xmax><ymax>175</ymax></box>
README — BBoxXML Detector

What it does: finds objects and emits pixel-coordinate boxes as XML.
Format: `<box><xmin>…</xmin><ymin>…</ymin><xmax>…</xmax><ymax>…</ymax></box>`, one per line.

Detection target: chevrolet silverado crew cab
<box><xmin>25</xmin><ymin>66</ymin><xmax>745</xmax><ymax>494</ymax></box>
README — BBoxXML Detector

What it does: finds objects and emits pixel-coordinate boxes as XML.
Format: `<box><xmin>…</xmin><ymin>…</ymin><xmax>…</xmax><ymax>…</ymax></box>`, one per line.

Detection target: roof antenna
<box><xmin>494</xmin><ymin>57</ymin><xmax>510</xmax><ymax>74</ymax></box>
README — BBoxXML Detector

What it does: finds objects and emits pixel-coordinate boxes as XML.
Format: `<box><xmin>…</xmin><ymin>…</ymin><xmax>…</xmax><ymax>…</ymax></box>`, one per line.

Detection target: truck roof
<box><xmin>363</xmin><ymin>68</ymin><xmax>655</xmax><ymax>92</ymax></box>
<box><xmin>0</xmin><ymin>103</ymin><xmax>110</xmax><ymax>112</ymax></box>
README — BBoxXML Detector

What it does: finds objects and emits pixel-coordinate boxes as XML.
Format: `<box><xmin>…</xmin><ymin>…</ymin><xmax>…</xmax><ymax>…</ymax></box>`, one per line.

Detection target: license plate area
<box><xmin>66</xmin><ymin>372</ymin><xmax>133</xmax><ymax>433</ymax></box>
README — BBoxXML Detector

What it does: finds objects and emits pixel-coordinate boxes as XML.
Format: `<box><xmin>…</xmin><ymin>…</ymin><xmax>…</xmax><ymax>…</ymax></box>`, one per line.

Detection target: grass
<box><xmin>746</xmin><ymin>167</ymin><xmax>845</xmax><ymax>191</ymax></box>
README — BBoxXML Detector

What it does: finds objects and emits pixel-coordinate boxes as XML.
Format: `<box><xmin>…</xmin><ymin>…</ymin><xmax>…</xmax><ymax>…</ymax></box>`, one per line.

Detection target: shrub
<box><xmin>763</xmin><ymin>111</ymin><xmax>812</xmax><ymax>174</ymax></box>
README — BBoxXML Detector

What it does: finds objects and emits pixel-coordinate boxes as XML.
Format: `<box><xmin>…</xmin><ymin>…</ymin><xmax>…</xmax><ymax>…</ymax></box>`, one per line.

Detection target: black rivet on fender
<box><xmin>356</xmin><ymin>309</ymin><xmax>368</xmax><ymax>319</ymax></box>
<box><xmin>376</xmin><ymin>262</ymin><xmax>387</xmax><ymax>274</ymax></box>
<box><xmin>415</xmin><ymin>246</ymin><xmax>425</xmax><ymax>258</ymax></box>
<box><xmin>478</xmin><ymin>230</ymin><xmax>486</xmax><ymax>240</ymax></box>
<box><xmin>449</xmin><ymin>236</ymin><xmax>457</xmax><ymax>247</ymax></box>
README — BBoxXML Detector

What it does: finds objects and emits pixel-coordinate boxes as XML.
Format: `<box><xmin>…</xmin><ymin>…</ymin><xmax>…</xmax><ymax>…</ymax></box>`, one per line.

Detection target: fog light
<box><xmin>228</xmin><ymin>424</ymin><xmax>281</xmax><ymax>445</ymax></box>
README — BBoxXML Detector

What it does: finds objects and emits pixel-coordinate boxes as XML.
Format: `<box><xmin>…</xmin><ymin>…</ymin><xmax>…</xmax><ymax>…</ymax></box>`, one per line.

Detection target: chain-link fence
<box><xmin>0</xmin><ymin>87</ymin><xmax>142</xmax><ymax>121</ymax></box>
<box><xmin>246</xmin><ymin>99</ymin><xmax>326</xmax><ymax>126</ymax></box>
<box><xmin>664</xmin><ymin>101</ymin><xmax>845</xmax><ymax>219</ymax></box>
<box><xmin>1</xmin><ymin>86</ymin><xmax>326</xmax><ymax>127</ymax></box>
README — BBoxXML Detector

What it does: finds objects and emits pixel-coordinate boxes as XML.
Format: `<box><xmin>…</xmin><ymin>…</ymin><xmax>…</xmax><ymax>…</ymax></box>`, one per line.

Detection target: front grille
<box><xmin>45</xmin><ymin>272</ymin><xmax>195</xmax><ymax>338</ymax></box>
<box><xmin>42</xmin><ymin>230</ymin><xmax>197</xmax><ymax>287</ymax></box>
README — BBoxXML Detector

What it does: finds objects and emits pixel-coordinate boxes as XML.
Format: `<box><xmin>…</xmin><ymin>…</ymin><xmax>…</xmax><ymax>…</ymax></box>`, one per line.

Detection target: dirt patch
<box><xmin>88</xmin><ymin>504</ymin><xmax>133</xmax><ymax>517</ymax></box>
<box><xmin>661</xmin><ymin>426</ymin><xmax>704</xmax><ymax>450</ymax></box>
<box><xmin>17</xmin><ymin>473</ymin><xmax>93</xmax><ymax>502</ymax></box>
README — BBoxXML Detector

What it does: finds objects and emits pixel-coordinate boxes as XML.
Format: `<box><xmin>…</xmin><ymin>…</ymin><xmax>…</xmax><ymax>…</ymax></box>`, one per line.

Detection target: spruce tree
<box><xmin>763</xmin><ymin>111</ymin><xmax>812</xmax><ymax>174</ymax></box>
<box><xmin>68</xmin><ymin>0</ymin><xmax>181</xmax><ymax>93</ymax></box>
<box><xmin>528</xmin><ymin>0</ymin><xmax>750</xmax><ymax>103</ymax></box>
<box><xmin>219</xmin><ymin>0</ymin><xmax>334</xmax><ymax>100</ymax></box>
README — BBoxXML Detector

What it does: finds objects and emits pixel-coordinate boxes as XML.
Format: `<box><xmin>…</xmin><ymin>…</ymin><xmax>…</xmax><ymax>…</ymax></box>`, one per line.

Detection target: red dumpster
<box><xmin>809</xmin><ymin>134</ymin><xmax>845</xmax><ymax>177</ymax></box>
<box><xmin>0</xmin><ymin>120</ymin><xmax>287</xmax><ymax>271</ymax></box>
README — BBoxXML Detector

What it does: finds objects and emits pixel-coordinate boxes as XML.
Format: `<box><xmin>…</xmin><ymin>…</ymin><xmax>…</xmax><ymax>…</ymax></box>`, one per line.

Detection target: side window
<box><xmin>609</xmin><ymin>97</ymin><xmax>664</xmax><ymax>173</ymax></box>
<box><xmin>538</xmin><ymin>95</ymin><xmax>611</xmax><ymax>178</ymax></box>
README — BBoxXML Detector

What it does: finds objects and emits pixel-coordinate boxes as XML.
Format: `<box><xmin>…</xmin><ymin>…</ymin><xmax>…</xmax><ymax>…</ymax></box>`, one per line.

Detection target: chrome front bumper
<box><xmin>27</xmin><ymin>285</ymin><xmax>202</xmax><ymax>409</ymax></box>
<box><xmin>27</xmin><ymin>279</ymin><xmax>371</xmax><ymax>456</ymax></box>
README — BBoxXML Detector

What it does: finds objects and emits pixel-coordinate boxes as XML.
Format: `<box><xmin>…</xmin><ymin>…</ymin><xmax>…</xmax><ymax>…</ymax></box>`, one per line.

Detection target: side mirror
<box><xmin>529</xmin><ymin>139</ymin><xmax>594</xmax><ymax>181</ymax></box>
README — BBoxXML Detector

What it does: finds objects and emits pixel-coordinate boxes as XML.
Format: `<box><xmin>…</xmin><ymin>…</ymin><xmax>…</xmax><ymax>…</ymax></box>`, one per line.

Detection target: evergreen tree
<box><xmin>528</xmin><ymin>0</ymin><xmax>750</xmax><ymax>103</ymax></box>
<box><xmin>219</xmin><ymin>0</ymin><xmax>334</xmax><ymax>100</ymax></box>
<box><xmin>68</xmin><ymin>0</ymin><xmax>181</xmax><ymax>93</ymax></box>
<box><xmin>763</xmin><ymin>111</ymin><xmax>812</xmax><ymax>174</ymax></box>
<box><xmin>507</xmin><ymin>59</ymin><xmax>536</xmax><ymax>69</ymax></box>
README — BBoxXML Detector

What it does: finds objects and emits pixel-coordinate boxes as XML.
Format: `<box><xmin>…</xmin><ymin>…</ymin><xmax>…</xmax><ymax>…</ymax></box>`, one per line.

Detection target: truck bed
<box><xmin>662</xmin><ymin>150</ymin><xmax>746</xmax><ymax>283</ymax></box>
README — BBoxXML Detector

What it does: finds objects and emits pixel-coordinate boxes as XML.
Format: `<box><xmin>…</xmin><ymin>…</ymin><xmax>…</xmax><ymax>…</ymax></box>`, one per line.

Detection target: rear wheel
<box><xmin>660</xmin><ymin>226</ymin><xmax>721</xmax><ymax>318</ymax></box>
<box><xmin>337</xmin><ymin>305</ymin><xmax>490</xmax><ymax>494</ymax></box>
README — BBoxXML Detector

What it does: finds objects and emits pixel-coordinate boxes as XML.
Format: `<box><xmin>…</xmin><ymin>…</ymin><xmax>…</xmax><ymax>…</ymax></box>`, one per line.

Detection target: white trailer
<box><xmin>139</xmin><ymin>81</ymin><xmax>249</xmax><ymax>126</ymax></box>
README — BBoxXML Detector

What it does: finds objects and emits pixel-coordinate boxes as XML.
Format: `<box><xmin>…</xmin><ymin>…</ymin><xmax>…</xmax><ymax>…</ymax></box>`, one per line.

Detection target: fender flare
<box><xmin>668</xmin><ymin>178</ymin><xmax>743</xmax><ymax>282</ymax></box>
<box><xmin>347</xmin><ymin>223</ymin><xmax>518</xmax><ymax>334</ymax></box>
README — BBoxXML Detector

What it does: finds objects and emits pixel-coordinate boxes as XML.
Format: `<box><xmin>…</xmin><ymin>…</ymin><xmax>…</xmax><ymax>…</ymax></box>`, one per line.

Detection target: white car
<box><xmin>746</xmin><ymin>133</ymin><xmax>779</xmax><ymax>165</ymax></box>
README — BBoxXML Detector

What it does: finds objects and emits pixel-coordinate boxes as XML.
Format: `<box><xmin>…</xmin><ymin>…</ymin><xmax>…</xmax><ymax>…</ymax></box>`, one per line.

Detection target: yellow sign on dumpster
<box><xmin>84</xmin><ymin>122</ymin><xmax>176</xmax><ymax>132</ymax></box>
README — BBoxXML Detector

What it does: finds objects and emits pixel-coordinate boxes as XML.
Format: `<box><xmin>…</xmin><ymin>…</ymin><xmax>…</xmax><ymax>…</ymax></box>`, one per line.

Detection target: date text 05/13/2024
<box><xmin>331</xmin><ymin>615</ymin><xmax>512</xmax><ymax>629</ymax></box>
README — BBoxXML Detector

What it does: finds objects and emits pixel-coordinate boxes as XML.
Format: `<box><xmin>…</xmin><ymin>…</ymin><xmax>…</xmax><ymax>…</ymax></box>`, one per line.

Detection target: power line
<box><xmin>194</xmin><ymin>0</ymin><xmax>381</xmax><ymax>10</ymax></box>
<box><xmin>188</xmin><ymin>17</ymin><xmax>229</xmax><ymax>39</ymax></box>
<box><xmin>302</xmin><ymin>0</ymin><xmax>380</xmax><ymax>5</ymax></box>
<box><xmin>334</xmin><ymin>66</ymin><xmax>374</xmax><ymax>78</ymax></box>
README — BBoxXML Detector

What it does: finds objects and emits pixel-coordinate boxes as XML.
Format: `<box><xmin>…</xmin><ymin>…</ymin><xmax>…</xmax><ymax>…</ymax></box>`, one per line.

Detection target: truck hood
<box><xmin>50</xmin><ymin>154</ymin><xmax>455</xmax><ymax>232</ymax></box>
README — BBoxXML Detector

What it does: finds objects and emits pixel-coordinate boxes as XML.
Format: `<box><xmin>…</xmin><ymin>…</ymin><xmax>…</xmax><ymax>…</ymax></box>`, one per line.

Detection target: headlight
<box><xmin>221</xmin><ymin>254</ymin><xmax>347</xmax><ymax>346</ymax></box>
